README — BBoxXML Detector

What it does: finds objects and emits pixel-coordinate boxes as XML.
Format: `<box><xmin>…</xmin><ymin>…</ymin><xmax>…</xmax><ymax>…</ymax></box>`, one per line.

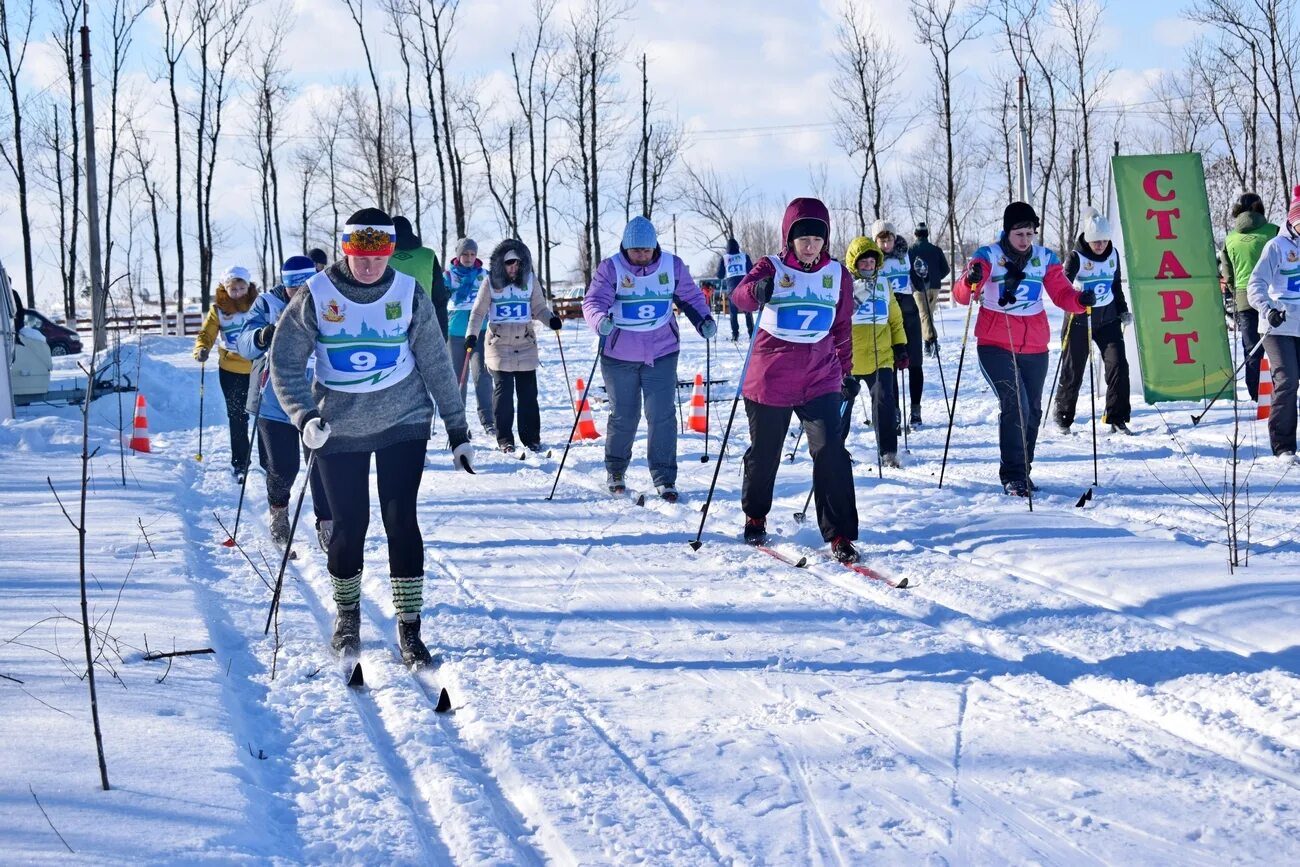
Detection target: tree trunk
<box><xmin>589</xmin><ymin>49</ymin><xmax>601</xmax><ymax>266</ymax></box>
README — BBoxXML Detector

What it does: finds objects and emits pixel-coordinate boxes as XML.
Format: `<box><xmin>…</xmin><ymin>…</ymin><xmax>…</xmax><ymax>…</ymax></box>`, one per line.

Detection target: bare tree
<box><xmin>511</xmin><ymin>0</ymin><xmax>560</xmax><ymax>289</ymax></box>
<box><xmin>101</xmin><ymin>0</ymin><xmax>152</xmax><ymax>291</ymax></box>
<box><xmin>415</xmin><ymin>0</ymin><xmax>467</xmax><ymax>243</ymax></box>
<box><xmin>384</xmin><ymin>0</ymin><xmax>421</xmax><ymax>232</ymax></box>
<box><xmin>464</xmin><ymin>92</ymin><xmax>522</xmax><ymax>238</ymax></box>
<box><xmin>53</xmin><ymin>0</ymin><xmax>86</xmax><ymax>319</ymax></box>
<box><xmin>0</xmin><ymin>0</ymin><xmax>38</xmax><ymax>305</ymax></box>
<box><xmin>342</xmin><ymin>0</ymin><xmax>388</xmax><ymax>210</ymax></box>
<box><xmin>1059</xmin><ymin>0</ymin><xmax>1112</xmax><ymax>205</ymax></box>
<box><xmin>911</xmin><ymin>0</ymin><xmax>985</xmax><ymax>272</ymax></box>
<box><xmin>158</xmin><ymin>0</ymin><xmax>192</xmax><ymax>313</ymax></box>
<box><xmin>247</xmin><ymin>10</ymin><xmax>292</xmax><ymax>276</ymax></box>
<box><xmin>293</xmin><ymin>147</ymin><xmax>324</xmax><ymax>254</ymax></box>
<box><xmin>680</xmin><ymin>161</ymin><xmax>753</xmax><ymax>248</ymax></box>
<box><xmin>125</xmin><ymin>122</ymin><xmax>167</xmax><ymax>328</ymax></box>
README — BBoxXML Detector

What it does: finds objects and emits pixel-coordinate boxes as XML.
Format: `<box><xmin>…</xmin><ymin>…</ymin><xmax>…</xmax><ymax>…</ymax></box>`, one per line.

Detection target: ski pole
<box><xmin>914</xmin><ymin>286</ymin><xmax>951</xmax><ymax>415</ymax></box>
<box><xmin>900</xmin><ymin>368</ymin><xmax>910</xmax><ymax>452</ymax></box>
<box><xmin>554</xmin><ymin>326</ymin><xmax>576</xmax><ymax>414</ymax></box>
<box><xmin>195</xmin><ymin>361</ymin><xmax>206</xmax><ymax>461</ymax></box>
<box><xmin>458</xmin><ymin>342</ymin><xmax>473</xmax><ymax>390</ymax></box>
<box><xmin>794</xmin><ymin>400</ymin><xmax>851</xmax><ymax>523</ymax></box>
<box><xmin>939</xmin><ymin>296</ymin><xmax>977</xmax><ymax>489</ymax></box>
<box><xmin>546</xmin><ymin>337</ymin><xmax>604</xmax><ymax>501</ymax></box>
<box><xmin>1191</xmin><ymin>332</ymin><xmax>1267</xmax><ymax>425</ymax></box>
<box><xmin>785</xmin><ymin>423</ymin><xmax>804</xmax><ymax>463</ymax></box>
<box><xmin>224</xmin><ymin>373</ymin><xmax>267</xmax><ymax>547</ymax></box>
<box><xmin>1002</xmin><ymin>313</ymin><xmax>1034</xmax><ymax>512</ymax></box>
<box><xmin>264</xmin><ymin>448</ymin><xmax>317</xmax><ymax>635</ymax></box>
<box><xmin>690</xmin><ymin>327</ymin><xmax>760</xmax><ymax>551</ymax></box>
<box><xmin>1045</xmin><ymin>312</ymin><xmax>1076</xmax><ymax>423</ymax></box>
<box><xmin>701</xmin><ymin>333</ymin><xmax>712</xmax><ymax>463</ymax></box>
<box><xmin>1078</xmin><ymin>309</ymin><xmax>1098</xmax><ymax>508</ymax></box>
<box><xmin>859</xmin><ymin>391</ymin><xmax>870</xmax><ymax>425</ymax></box>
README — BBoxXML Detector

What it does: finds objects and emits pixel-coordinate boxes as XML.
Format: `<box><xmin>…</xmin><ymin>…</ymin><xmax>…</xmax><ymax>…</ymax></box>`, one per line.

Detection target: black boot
<box><xmin>743</xmin><ymin>516</ymin><xmax>768</xmax><ymax>546</ymax></box>
<box><xmin>910</xmin><ymin>404</ymin><xmax>922</xmax><ymax>427</ymax></box>
<box><xmin>830</xmin><ymin>536</ymin><xmax>859</xmax><ymax>564</ymax></box>
<box><xmin>331</xmin><ymin>604</ymin><xmax>361</xmax><ymax>656</ymax></box>
<box><xmin>397</xmin><ymin>616</ymin><xmax>434</xmax><ymax>669</ymax></box>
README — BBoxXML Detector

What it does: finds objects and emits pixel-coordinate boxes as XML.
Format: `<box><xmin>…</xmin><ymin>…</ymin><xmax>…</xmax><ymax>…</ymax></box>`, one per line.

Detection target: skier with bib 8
<box><xmin>270</xmin><ymin>207</ymin><xmax>475</xmax><ymax>670</ymax></box>
<box><xmin>954</xmin><ymin>202</ymin><xmax>1089</xmax><ymax>496</ymax></box>
<box><xmin>730</xmin><ymin>197</ymin><xmax>860</xmax><ymax>563</ymax></box>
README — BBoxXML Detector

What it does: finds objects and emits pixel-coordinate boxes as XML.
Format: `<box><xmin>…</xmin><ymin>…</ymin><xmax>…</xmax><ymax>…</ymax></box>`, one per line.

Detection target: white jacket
<box><xmin>1248</xmin><ymin>227</ymin><xmax>1300</xmax><ymax>338</ymax></box>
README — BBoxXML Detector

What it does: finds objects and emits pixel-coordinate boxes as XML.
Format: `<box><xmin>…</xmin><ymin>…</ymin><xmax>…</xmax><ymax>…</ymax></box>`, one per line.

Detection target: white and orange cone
<box><xmin>129</xmin><ymin>394</ymin><xmax>151</xmax><ymax>453</ymax></box>
<box><xmin>688</xmin><ymin>372</ymin><xmax>708</xmax><ymax>434</ymax></box>
<box><xmin>572</xmin><ymin>377</ymin><xmax>601</xmax><ymax>441</ymax></box>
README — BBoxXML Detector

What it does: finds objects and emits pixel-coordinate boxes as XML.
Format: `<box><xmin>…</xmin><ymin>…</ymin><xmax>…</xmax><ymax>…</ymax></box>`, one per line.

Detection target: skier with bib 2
<box><xmin>270</xmin><ymin>208</ymin><xmax>474</xmax><ymax>670</ymax></box>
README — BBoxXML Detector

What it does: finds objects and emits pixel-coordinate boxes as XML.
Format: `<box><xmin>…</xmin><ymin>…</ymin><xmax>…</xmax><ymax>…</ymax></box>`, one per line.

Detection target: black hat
<box><xmin>1002</xmin><ymin>201</ymin><xmax>1040</xmax><ymax>234</ymax></box>
<box><xmin>787</xmin><ymin>218</ymin><xmax>827</xmax><ymax>242</ymax></box>
<box><xmin>914</xmin><ymin>221</ymin><xmax>929</xmax><ymax>237</ymax></box>
<box><xmin>308</xmin><ymin>248</ymin><xmax>328</xmax><ymax>266</ymax></box>
<box><xmin>393</xmin><ymin>215</ymin><xmax>421</xmax><ymax>251</ymax></box>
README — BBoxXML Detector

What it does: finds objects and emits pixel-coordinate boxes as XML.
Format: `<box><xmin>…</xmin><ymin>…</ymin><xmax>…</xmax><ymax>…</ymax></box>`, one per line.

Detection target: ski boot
<box><xmin>315</xmin><ymin>518</ymin><xmax>333</xmax><ymax>553</ymax></box>
<box><xmin>830</xmin><ymin>536</ymin><xmax>859</xmax><ymax>564</ymax></box>
<box><xmin>524</xmin><ymin>441</ymin><xmax>544</xmax><ymax>454</ymax></box>
<box><xmin>499</xmin><ymin>441</ymin><xmax>515</xmax><ymax>454</ymax></box>
<box><xmin>910</xmin><ymin>404</ymin><xmax>923</xmax><ymax>428</ymax></box>
<box><xmin>1110</xmin><ymin>421</ymin><xmax>1133</xmax><ymax>435</ymax></box>
<box><xmin>743</xmin><ymin>516</ymin><xmax>768</xmax><ymax>546</ymax></box>
<box><xmin>269</xmin><ymin>505</ymin><xmax>290</xmax><ymax>547</ymax></box>
<box><xmin>331</xmin><ymin>604</ymin><xmax>361</xmax><ymax>656</ymax></box>
<box><xmin>1055</xmin><ymin>419</ymin><xmax>1071</xmax><ymax>435</ymax></box>
<box><xmin>396</xmin><ymin>615</ymin><xmax>434</xmax><ymax>670</ymax></box>
<box><xmin>881</xmin><ymin>451</ymin><xmax>902</xmax><ymax>468</ymax></box>
<box><xmin>657</xmin><ymin>484</ymin><xmax>679</xmax><ymax>504</ymax></box>
<box><xmin>1003</xmin><ymin>479</ymin><xmax>1030</xmax><ymax>497</ymax></box>
<box><xmin>607</xmin><ymin>471</ymin><xmax>626</xmax><ymax>495</ymax></box>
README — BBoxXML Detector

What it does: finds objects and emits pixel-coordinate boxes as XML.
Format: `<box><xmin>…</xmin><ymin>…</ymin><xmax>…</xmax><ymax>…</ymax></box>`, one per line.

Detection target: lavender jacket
<box><xmin>582</xmin><ymin>248</ymin><xmax>713</xmax><ymax>365</ymax></box>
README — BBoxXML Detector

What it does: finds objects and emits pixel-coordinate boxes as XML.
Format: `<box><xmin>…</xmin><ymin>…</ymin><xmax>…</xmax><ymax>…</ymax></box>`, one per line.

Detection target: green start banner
<box><xmin>1112</xmin><ymin>152</ymin><xmax>1233</xmax><ymax>403</ymax></box>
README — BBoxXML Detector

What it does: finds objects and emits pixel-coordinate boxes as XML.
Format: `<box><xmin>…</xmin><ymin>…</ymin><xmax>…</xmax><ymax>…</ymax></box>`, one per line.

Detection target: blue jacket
<box><xmin>236</xmin><ymin>285</ymin><xmax>310</xmax><ymax>424</ymax></box>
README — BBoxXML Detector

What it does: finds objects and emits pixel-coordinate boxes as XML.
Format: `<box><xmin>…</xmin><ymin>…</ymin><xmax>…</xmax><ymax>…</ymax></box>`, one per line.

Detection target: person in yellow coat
<box><xmin>193</xmin><ymin>265</ymin><xmax>259</xmax><ymax>478</ymax></box>
<box><xmin>841</xmin><ymin>236</ymin><xmax>908</xmax><ymax>467</ymax></box>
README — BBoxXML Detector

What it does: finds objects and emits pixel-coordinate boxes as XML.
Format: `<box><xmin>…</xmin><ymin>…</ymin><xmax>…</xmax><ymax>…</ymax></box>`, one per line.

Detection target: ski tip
<box><xmin>434</xmin><ymin>687</ymin><xmax>452</xmax><ymax>713</ymax></box>
<box><xmin>634</xmin><ymin>494</ymin><xmax>646</xmax><ymax>506</ymax></box>
<box><xmin>1075</xmin><ymin>488</ymin><xmax>1093</xmax><ymax>508</ymax></box>
<box><xmin>221</xmin><ymin>537</ymin><xmax>236</xmax><ymax>548</ymax></box>
<box><xmin>346</xmin><ymin>661</ymin><xmax>365</xmax><ymax>688</ymax></box>
<box><xmin>895</xmin><ymin>576</ymin><xmax>910</xmax><ymax>589</ymax></box>
<box><xmin>795</xmin><ymin>556</ymin><xmax>809</xmax><ymax>568</ymax></box>
<box><xmin>792</xmin><ymin>512</ymin><xmax>806</xmax><ymax>523</ymax></box>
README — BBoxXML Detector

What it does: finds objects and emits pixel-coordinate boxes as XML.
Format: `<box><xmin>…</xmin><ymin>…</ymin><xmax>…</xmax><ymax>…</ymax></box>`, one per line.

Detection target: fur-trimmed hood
<box><xmin>214</xmin><ymin>281</ymin><xmax>259</xmax><ymax>314</ymax></box>
<box><xmin>488</xmin><ymin>238</ymin><xmax>534</xmax><ymax>290</ymax></box>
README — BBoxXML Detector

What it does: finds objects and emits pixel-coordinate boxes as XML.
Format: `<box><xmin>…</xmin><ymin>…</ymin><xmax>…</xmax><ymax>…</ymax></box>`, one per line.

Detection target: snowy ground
<box><xmin>3</xmin><ymin>301</ymin><xmax>1300</xmax><ymax>864</ymax></box>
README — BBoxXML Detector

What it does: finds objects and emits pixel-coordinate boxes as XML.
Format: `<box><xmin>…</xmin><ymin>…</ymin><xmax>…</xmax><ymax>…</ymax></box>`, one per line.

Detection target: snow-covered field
<box><xmin>4</xmin><ymin>300</ymin><xmax>1300</xmax><ymax>864</ymax></box>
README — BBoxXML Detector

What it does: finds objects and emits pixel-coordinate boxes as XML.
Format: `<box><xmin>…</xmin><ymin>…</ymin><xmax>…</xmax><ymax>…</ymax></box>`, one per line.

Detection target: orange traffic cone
<box><xmin>572</xmin><ymin>377</ymin><xmax>601</xmax><ymax>441</ymax></box>
<box><xmin>129</xmin><ymin>393</ymin><xmax>152</xmax><ymax>453</ymax></box>
<box><xmin>1258</xmin><ymin>356</ymin><xmax>1272</xmax><ymax>421</ymax></box>
<box><xmin>688</xmin><ymin>372</ymin><xmax>708</xmax><ymax>434</ymax></box>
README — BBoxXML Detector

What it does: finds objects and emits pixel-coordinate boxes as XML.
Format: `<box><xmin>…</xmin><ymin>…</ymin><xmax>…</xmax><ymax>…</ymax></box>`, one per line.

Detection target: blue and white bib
<box><xmin>757</xmin><ymin>256</ymin><xmax>839</xmax><ymax>343</ymax></box>
<box><xmin>217</xmin><ymin>307</ymin><xmax>251</xmax><ymax>354</ymax></box>
<box><xmin>974</xmin><ymin>243</ymin><xmax>1059</xmax><ymax>317</ymax></box>
<box><xmin>723</xmin><ymin>252</ymin><xmax>747</xmax><ymax>279</ymax></box>
<box><xmin>611</xmin><ymin>253</ymin><xmax>676</xmax><ymax>332</ymax></box>
<box><xmin>850</xmin><ymin>275</ymin><xmax>890</xmax><ymax>326</ymax></box>
<box><xmin>487</xmin><ymin>277</ymin><xmax>535</xmax><ymax>324</ymax></box>
<box><xmin>448</xmin><ymin>266</ymin><xmax>485</xmax><ymax>312</ymax></box>
<box><xmin>1072</xmin><ymin>249</ymin><xmax>1118</xmax><ymax>308</ymax></box>
<box><xmin>309</xmin><ymin>271</ymin><xmax>416</xmax><ymax>393</ymax></box>
<box><xmin>880</xmin><ymin>253</ymin><xmax>912</xmax><ymax>297</ymax></box>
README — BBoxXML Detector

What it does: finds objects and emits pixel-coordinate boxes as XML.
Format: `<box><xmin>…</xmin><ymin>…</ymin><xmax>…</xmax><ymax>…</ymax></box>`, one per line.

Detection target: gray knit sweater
<box><xmin>269</xmin><ymin>260</ymin><xmax>469</xmax><ymax>455</ymax></box>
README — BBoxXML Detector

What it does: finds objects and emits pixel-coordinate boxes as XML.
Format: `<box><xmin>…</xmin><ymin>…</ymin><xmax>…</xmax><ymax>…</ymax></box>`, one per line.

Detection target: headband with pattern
<box><xmin>341</xmin><ymin>224</ymin><xmax>397</xmax><ymax>257</ymax></box>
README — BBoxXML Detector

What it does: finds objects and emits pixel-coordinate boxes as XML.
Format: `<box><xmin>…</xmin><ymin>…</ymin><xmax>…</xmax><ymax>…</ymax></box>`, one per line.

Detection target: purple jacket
<box><xmin>582</xmin><ymin>249</ymin><xmax>713</xmax><ymax>365</ymax></box>
<box><xmin>732</xmin><ymin>197</ymin><xmax>854</xmax><ymax>407</ymax></box>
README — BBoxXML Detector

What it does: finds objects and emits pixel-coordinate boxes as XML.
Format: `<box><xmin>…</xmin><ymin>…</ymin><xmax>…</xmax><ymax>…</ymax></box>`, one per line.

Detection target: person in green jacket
<box><xmin>1222</xmin><ymin>192</ymin><xmax>1279</xmax><ymax>401</ymax></box>
<box><xmin>390</xmin><ymin>216</ymin><xmax>451</xmax><ymax>341</ymax></box>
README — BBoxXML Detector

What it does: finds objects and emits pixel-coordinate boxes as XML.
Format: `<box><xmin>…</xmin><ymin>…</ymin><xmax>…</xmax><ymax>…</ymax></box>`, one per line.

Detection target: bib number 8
<box><xmin>637</xmin><ymin>303</ymin><xmax>658</xmax><ymax>320</ymax></box>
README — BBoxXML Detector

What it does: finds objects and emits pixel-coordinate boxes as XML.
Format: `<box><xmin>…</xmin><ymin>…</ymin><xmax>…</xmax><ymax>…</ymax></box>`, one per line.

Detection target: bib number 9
<box><xmin>350</xmin><ymin>351</ymin><xmax>377</xmax><ymax>371</ymax></box>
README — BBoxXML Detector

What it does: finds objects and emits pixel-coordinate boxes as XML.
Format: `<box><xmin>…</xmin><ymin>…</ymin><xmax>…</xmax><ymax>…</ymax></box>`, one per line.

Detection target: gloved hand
<box><xmin>700</xmin><ymin>318</ymin><xmax>717</xmax><ymax>339</ymax></box>
<box><xmin>923</xmin><ymin>337</ymin><xmax>939</xmax><ymax>358</ymax></box>
<box><xmin>840</xmin><ymin>374</ymin><xmax>861</xmax><ymax>401</ymax></box>
<box><xmin>752</xmin><ymin>276</ymin><xmax>774</xmax><ymax>304</ymax></box>
<box><xmin>254</xmin><ymin>324</ymin><xmax>276</xmax><ymax>350</ymax></box>
<box><xmin>966</xmin><ymin>260</ymin><xmax>985</xmax><ymax>287</ymax></box>
<box><xmin>998</xmin><ymin>261</ymin><xmax>1024</xmax><ymax>307</ymax></box>
<box><xmin>548</xmin><ymin>315</ymin><xmax>563</xmax><ymax>331</ymax></box>
<box><xmin>450</xmin><ymin>432</ymin><xmax>475</xmax><ymax>473</ymax></box>
<box><xmin>597</xmin><ymin>315</ymin><xmax>615</xmax><ymax>336</ymax></box>
<box><xmin>1078</xmin><ymin>289</ymin><xmax>1097</xmax><ymax>308</ymax></box>
<box><xmin>464</xmin><ymin>334</ymin><xmax>478</xmax><ymax>353</ymax></box>
<box><xmin>1120</xmin><ymin>311</ymin><xmax>1133</xmax><ymax>326</ymax></box>
<box><xmin>194</xmin><ymin>346</ymin><xmax>210</xmax><ymax>363</ymax></box>
<box><xmin>302</xmin><ymin>417</ymin><xmax>331</xmax><ymax>450</ymax></box>
<box><xmin>1267</xmin><ymin>307</ymin><xmax>1288</xmax><ymax>328</ymax></box>
<box><xmin>893</xmin><ymin>344</ymin><xmax>910</xmax><ymax>370</ymax></box>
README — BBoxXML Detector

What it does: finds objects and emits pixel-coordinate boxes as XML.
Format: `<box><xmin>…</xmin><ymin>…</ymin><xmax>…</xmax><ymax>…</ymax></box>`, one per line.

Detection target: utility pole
<box><xmin>81</xmin><ymin>10</ymin><xmax>107</xmax><ymax>352</ymax></box>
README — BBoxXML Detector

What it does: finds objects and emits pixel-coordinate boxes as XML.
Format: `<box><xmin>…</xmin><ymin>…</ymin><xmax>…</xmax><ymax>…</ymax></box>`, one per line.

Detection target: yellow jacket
<box><xmin>194</xmin><ymin>282</ymin><xmax>258</xmax><ymax>374</ymax></box>
<box><xmin>845</xmin><ymin>236</ymin><xmax>905</xmax><ymax>376</ymax></box>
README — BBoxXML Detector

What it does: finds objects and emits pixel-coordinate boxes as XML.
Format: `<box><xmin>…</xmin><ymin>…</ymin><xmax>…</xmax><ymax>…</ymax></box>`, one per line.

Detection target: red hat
<box><xmin>1288</xmin><ymin>185</ymin><xmax>1300</xmax><ymax>231</ymax></box>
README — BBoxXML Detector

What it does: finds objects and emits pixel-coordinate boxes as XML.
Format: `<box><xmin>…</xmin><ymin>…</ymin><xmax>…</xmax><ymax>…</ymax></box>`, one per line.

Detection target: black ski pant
<box><xmin>491</xmin><ymin>369</ymin><xmax>540</xmax><ymax>448</ymax></box>
<box><xmin>839</xmin><ymin>369</ymin><xmax>898</xmax><ymax>456</ymax></box>
<box><xmin>1237</xmin><ymin>309</ymin><xmax>1265</xmax><ymax>401</ymax></box>
<box><xmin>977</xmin><ymin>344</ymin><xmax>1048</xmax><ymax>485</ymax></box>
<box><xmin>743</xmin><ymin>391</ymin><xmax>857</xmax><ymax>542</ymax></box>
<box><xmin>218</xmin><ymin>367</ymin><xmax>251</xmax><ymax>472</ymax></box>
<box><xmin>257</xmin><ymin>418</ymin><xmax>330</xmax><ymax>519</ymax></box>
<box><xmin>1264</xmin><ymin>334</ymin><xmax>1300</xmax><ymax>455</ymax></box>
<box><xmin>315</xmin><ymin>438</ymin><xmax>427</xmax><ymax>581</ymax></box>
<box><xmin>1053</xmin><ymin>314</ymin><xmax>1131</xmax><ymax>426</ymax></box>
<box><xmin>895</xmin><ymin>293</ymin><xmax>924</xmax><ymax>407</ymax></box>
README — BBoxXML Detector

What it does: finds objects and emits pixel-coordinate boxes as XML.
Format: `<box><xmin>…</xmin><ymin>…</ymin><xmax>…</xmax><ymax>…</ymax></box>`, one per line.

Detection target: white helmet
<box><xmin>1081</xmin><ymin>207</ymin><xmax>1112</xmax><ymax>243</ymax></box>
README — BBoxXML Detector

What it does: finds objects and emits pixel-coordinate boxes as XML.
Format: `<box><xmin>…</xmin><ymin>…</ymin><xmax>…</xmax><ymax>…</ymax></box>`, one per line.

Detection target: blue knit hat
<box><xmin>621</xmin><ymin>216</ymin><xmax>658</xmax><ymax>250</ymax></box>
<box><xmin>281</xmin><ymin>255</ymin><xmax>316</xmax><ymax>287</ymax></box>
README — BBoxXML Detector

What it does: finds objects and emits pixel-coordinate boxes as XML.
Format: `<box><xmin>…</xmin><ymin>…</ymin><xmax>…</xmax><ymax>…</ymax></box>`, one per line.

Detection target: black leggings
<box><xmin>218</xmin><ymin>367</ymin><xmax>251</xmax><ymax>471</ymax></box>
<box><xmin>839</xmin><ymin>369</ymin><xmax>898</xmax><ymax>456</ymax></box>
<box><xmin>894</xmin><ymin>293</ymin><xmax>924</xmax><ymax>406</ymax></box>
<box><xmin>492</xmin><ymin>369</ymin><xmax>540</xmax><ymax>447</ymax></box>
<box><xmin>257</xmin><ymin>418</ymin><xmax>330</xmax><ymax>519</ymax></box>
<box><xmin>314</xmin><ymin>438</ymin><xmax>427</xmax><ymax>579</ymax></box>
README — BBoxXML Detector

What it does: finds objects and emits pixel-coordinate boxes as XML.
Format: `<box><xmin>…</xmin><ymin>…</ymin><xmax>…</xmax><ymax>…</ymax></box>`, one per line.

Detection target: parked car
<box><xmin>24</xmin><ymin>309</ymin><xmax>82</xmax><ymax>355</ymax></box>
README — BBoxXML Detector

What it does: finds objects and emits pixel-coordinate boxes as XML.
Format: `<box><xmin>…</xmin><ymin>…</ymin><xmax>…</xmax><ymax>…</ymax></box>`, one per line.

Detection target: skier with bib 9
<box><xmin>841</xmin><ymin>235</ymin><xmax>906</xmax><ymax>466</ymax></box>
<box><xmin>731</xmin><ymin>197</ymin><xmax>860</xmax><ymax>563</ymax></box>
<box><xmin>465</xmin><ymin>239</ymin><xmax>560</xmax><ymax>455</ymax></box>
<box><xmin>270</xmin><ymin>207</ymin><xmax>474</xmax><ymax>670</ymax></box>
<box><xmin>954</xmin><ymin>201</ymin><xmax>1088</xmax><ymax>496</ymax></box>
<box><xmin>1052</xmin><ymin>207</ymin><xmax>1133</xmax><ymax>435</ymax></box>
<box><xmin>583</xmin><ymin>216</ymin><xmax>717</xmax><ymax>501</ymax></box>
<box><xmin>1246</xmin><ymin>185</ymin><xmax>1300</xmax><ymax>458</ymax></box>
<box><xmin>236</xmin><ymin>255</ymin><xmax>332</xmax><ymax>552</ymax></box>
<box><xmin>193</xmin><ymin>266</ymin><xmax>259</xmax><ymax>479</ymax></box>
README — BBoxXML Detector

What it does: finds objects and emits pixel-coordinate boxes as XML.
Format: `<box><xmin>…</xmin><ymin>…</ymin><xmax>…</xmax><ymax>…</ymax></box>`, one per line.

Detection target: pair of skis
<box><xmin>341</xmin><ymin>650</ymin><xmax>452</xmax><ymax>713</ymax></box>
<box><xmin>754</xmin><ymin>542</ymin><xmax>910</xmax><ymax>589</ymax></box>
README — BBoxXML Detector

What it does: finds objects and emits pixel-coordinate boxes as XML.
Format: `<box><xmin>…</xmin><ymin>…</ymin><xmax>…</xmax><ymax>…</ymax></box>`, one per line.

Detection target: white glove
<box><xmin>302</xmin><ymin>417</ymin><xmax>331</xmax><ymax>450</ymax></box>
<box><xmin>451</xmin><ymin>441</ymin><xmax>475</xmax><ymax>474</ymax></box>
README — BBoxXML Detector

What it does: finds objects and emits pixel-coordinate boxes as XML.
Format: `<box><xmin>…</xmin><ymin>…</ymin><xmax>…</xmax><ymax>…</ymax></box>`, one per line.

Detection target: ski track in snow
<box><xmin>5</xmin><ymin>319</ymin><xmax>1300</xmax><ymax>863</ymax></box>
